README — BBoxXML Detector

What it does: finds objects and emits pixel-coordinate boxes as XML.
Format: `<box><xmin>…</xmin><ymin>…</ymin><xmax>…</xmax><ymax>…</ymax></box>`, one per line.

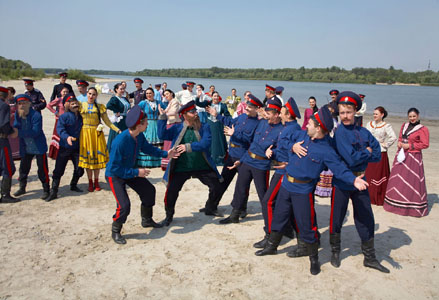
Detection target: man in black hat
<box><xmin>76</xmin><ymin>80</ymin><xmax>89</xmax><ymax>103</ymax></box>
<box><xmin>129</xmin><ymin>78</ymin><xmax>146</xmax><ymax>105</ymax></box>
<box><xmin>23</xmin><ymin>79</ymin><xmax>46</xmax><ymax>113</ymax></box>
<box><xmin>50</xmin><ymin>72</ymin><xmax>73</xmax><ymax>101</ymax></box>
<box><xmin>157</xmin><ymin>100</ymin><xmax>222</xmax><ymax>226</ymax></box>
<box><xmin>105</xmin><ymin>105</ymin><xmax>179</xmax><ymax>244</ymax></box>
<box><xmin>47</xmin><ymin>94</ymin><xmax>84</xmax><ymax>201</ymax></box>
<box><xmin>0</xmin><ymin>86</ymin><xmax>19</xmax><ymax>203</ymax></box>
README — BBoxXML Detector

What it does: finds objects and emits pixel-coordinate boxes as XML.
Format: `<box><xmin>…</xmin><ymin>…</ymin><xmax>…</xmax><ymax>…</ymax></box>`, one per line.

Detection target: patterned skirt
<box><xmin>78</xmin><ymin>125</ymin><xmax>109</xmax><ymax>169</ymax></box>
<box><xmin>136</xmin><ymin>120</ymin><xmax>163</xmax><ymax>168</ymax></box>
<box><xmin>315</xmin><ymin>170</ymin><xmax>333</xmax><ymax>197</ymax></box>
<box><xmin>48</xmin><ymin>118</ymin><xmax>60</xmax><ymax>160</ymax></box>
<box><xmin>365</xmin><ymin>152</ymin><xmax>390</xmax><ymax>206</ymax></box>
<box><xmin>384</xmin><ymin>151</ymin><xmax>428</xmax><ymax>217</ymax></box>
<box><xmin>161</xmin><ymin>123</ymin><xmax>177</xmax><ymax>171</ymax></box>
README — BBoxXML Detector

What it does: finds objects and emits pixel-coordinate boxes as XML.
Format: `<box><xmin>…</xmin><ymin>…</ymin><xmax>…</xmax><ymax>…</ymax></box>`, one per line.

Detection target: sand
<box><xmin>0</xmin><ymin>78</ymin><xmax>438</xmax><ymax>299</ymax></box>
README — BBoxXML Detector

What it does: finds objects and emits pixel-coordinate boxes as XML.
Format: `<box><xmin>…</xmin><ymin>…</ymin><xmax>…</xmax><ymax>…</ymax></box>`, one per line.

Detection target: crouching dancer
<box><xmin>106</xmin><ymin>105</ymin><xmax>178</xmax><ymax>244</ymax></box>
<box><xmin>47</xmin><ymin>94</ymin><xmax>84</xmax><ymax>201</ymax></box>
<box><xmin>255</xmin><ymin>106</ymin><xmax>369</xmax><ymax>276</ymax></box>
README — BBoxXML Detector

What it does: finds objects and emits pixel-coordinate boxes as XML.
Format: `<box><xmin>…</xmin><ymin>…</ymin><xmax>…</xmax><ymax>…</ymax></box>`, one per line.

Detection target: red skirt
<box><xmin>161</xmin><ymin>123</ymin><xmax>178</xmax><ymax>171</ymax></box>
<box><xmin>365</xmin><ymin>152</ymin><xmax>390</xmax><ymax>206</ymax></box>
<box><xmin>48</xmin><ymin>118</ymin><xmax>60</xmax><ymax>160</ymax></box>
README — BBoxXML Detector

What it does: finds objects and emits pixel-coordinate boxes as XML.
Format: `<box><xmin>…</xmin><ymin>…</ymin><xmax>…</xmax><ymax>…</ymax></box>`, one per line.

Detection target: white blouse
<box><xmin>366</xmin><ymin>120</ymin><xmax>397</xmax><ymax>152</ymax></box>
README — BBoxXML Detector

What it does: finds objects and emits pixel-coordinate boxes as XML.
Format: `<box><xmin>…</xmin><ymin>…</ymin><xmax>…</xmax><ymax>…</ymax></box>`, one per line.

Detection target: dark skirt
<box><xmin>48</xmin><ymin>118</ymin><xmax>60</xmax><ymax>160</ymax></box>
<box><xmin>365</xmin><ymin>152</ymin><xmax>390</xmax><ymax>206</ymax></box>
<box><xmin>208</xmin><ymin>120</ymin><xmax>227</xmax><ymax>166</ymax></box>
<box><xmin>384</xmin><ymin>151</ymin><xmax>428</xmax><ymax>217</ymax></box>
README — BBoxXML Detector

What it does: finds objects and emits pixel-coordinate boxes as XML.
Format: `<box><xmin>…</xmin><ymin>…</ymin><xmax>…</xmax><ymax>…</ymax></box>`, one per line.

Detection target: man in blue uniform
<box><xmin>329</xmin><ymin>91</ymin><xmax>389</xmax><ymax>273</ymax></box>
<box><xmin>106</xmin><ymin>105</ymin><xmax>178</xmax><ymax>244</ymax></box>
<box><xmin>50</xmin><ymin>72</ymin><xmax>73</xmax><ymax>101</ymax></box>
<box><xmin>13</xmin><ymin>94</ymin><xmax>50</xmax><ymax>199</ymax></box>
<box><xmin>328</xmin><ymin>89</ymin><xmax>339</xmax><ymax>119</ymax></box>
<box><xmin>129</xmin><ymin>78</ymin><xmax>146</xmax><ymax>105</ymax></box>
<box><xmin>0</xmin><ymin>86</ymin><xmax>19</xmax><ymax>203</ymax></box>
<box><xmin>76</xmin><ymin>80</ymin><xmax>89</xmax><ymax>103</ymax></box>
<box><xmin>200</xmin><ymin>94</ymin><xmax>263</xmax><ymax>216</ymax></box>
<box><xmin>47</xmin><ymin>94</ymin><xmax>84</xmax><ymax>201</ymax></box>
<box><xmin>253</xmin><ymin>97</ymin><xmax>302</xmax><ymax>248</ymax></box>
<box><xmin>219</xmin><ymin>96</ymin><xmax>284</xmax><ymax>224</ymax></box>
<box><xmin>23</xmin><ymin>79</ymin><xmax>46</xmax><ymax>113</ymax></box>
<box><xmin>157</xmin><ymin>100</ymin><xmax>222</xmax><ymax>226</ymax></box>
<box><xmin>255</xmin><ymin>106</ymin><xmax>369</xmax><ymax>275</ymax></box>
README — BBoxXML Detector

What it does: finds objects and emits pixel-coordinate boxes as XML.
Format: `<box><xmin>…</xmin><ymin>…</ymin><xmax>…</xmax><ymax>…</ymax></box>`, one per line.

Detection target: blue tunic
<box><xmin>280</xmin><ymin>130</ymin><xmax>357</xmax><ymax>194</ymax></box>
<box><xmin>106</xmin><ymin>130</ymin><xmax>168</xmax><ymax>179</ymax></box>
<box><xmin>271</xmin><ymin>120</ymin><xmax>302</xmax><ymax>175</ymax></box>
<box><xmin>332</xmin><ymin>123</ymin><xmax>381</xmax><ymax>191</ymax></box>
<box><xmin>57</xmin><ymin>111</ymin><xmax>83</xmax><ymax>150</ymax></box>
<box><xmin>216</xmin><ymin>113</ymin><xmax>260</xmax><ymax>160</ymax></box>
<box><xmin>14</xmin><ymin>108</ymin><xmax>48</xmax><ymax>156</ymax></box>
<box><xmin>240</xmin><ymin>120</ymin><xmax>284</xmax><ymax>170</ymax></box>
<box><xmin>25</xmin><ymin>88</ymin><xmax>46</xmax><ymax>112</ymax></box>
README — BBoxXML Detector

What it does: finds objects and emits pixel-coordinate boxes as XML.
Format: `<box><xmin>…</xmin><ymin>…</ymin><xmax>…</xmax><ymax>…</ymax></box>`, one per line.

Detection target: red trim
<box><xmin>4</xmin><ymin>147</ymin><xmax>12</xmax><ymax>178</ymax></box>
<box><xmin>265</xmin><ymin>85</ymin><xmax>275</xmax><ymax>91</ymax></box>
<box><xmin>180</xmin><ymin>104</ymin><xmax>196</xmax><ymax>114</ymax></box>
<box><xmin>134</xmin><ymin>79</ymin><xmax>143</xmax><ymax>83</ymax></box>
<box><xmin>340</xmin><ymin>96</ymin><xmax>358</xmax><ymax>107</ymax></box>
<box><xmin>267</xmin><ymin>175</ymin><xmax>283</xmax><ymax>233</ymax></box>
<box><xmin>65</xmin><ymin>95</ymin><xmax>74</xmax><ymax>103</ymax></box>
<box><xmin>314</xmin><ymin>112</ymin><xmax>328</xmax><ymax>132</ymax></box>
<box><xmin>309</xmin><ymin>192</ymin><xmax>318</xmax><ymax>238</ymax></box>
<box><xmin>285</xmin><ymin>102</ymin><xmax>296</xmax><ymax>118</ymax></box>
<box><xmin>249</xmin><ymin>99</ymin><xmax>261</xmax><ymax>107</ymax></box>
<box><xmin>42</xmin><ymin>154</ymin><xmax>49</xmax><ymax>183</ymax></box>
<box><xmin>0</xmin><ymin>87</ymin><xmax>9</xmax><ymax>93</ymax></box>
<box><xmin>134</xmin><ymin>111</ymin><xmax>144</xmax><ymax>127</ymax></box>
<box><xmin>108</xmin><ymin>177</ymin><xmax>121</xmax><ymax>221</ymax></box>
<box><xmin>329</xmin><ymin>187</ymin><xmax>335</xmax><ymax>234</ymax></box>
<box><xmin>267</xmin><ymin>104</ymin><xmax>281</xmax><ymax>112</ymax></box>
<box><xmin>16</xmin><ymin>97</ymin><xmax>30</xmax><ymax>102</ymax></box>
<box><xmin>329</xmin><ymin>91</ymin><xmax>338</xmax><ymax>95</ymax></box>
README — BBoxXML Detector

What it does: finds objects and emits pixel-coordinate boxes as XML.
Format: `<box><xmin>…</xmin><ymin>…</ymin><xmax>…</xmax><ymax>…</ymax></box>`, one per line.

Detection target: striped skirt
<box><xmin>48</xmin><ymin>118</ymin><xmax>60</xmax><ymax>160</ymax></box>
<box><xmin>365</xmin><ymin>152</ymin><xmax>390</xmax><ymax>206</ymax></box>
<box><xmin>315</xmin><ymin>170</ymin><xmax>333</xmax><ymax>197</ymax></box>
<box><xmin>384</xmin><ymin>151</ymin><xmax>428</xmax><ymax>217</ymax></box>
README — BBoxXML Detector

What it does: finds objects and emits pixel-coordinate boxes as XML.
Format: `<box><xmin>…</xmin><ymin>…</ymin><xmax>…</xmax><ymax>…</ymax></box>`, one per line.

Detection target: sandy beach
<box><xmin>0</xmin><ymin>78</ymin><xmax>438</xmax><ymax>299</ymax></box>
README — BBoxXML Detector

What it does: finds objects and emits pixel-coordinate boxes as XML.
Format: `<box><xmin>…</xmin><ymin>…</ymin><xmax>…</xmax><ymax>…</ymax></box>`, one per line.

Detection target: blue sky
<box><xmin>1</xmin><ymin>0</ymin><xmax>438</xmax><ymax>72</ymax></box>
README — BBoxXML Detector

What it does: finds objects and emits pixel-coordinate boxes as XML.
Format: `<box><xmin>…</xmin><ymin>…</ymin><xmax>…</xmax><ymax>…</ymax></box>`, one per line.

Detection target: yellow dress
<box><xmin>78</xmin><ymin>102</ymin><xmax>119</xmax><ymax>169</ymax></box>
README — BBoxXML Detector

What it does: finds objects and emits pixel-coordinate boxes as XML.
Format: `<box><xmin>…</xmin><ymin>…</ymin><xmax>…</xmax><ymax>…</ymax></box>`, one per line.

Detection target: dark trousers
<box><xmin>330</xmin><ymin>186</ymin><xmax>375</xmax><ymax>242</ymax></box>
<box><xmin>52</xmin><ymin>146</ymin><xmax>83</xmax><ymax>180</ymax></box>
<box><xmin>354</xmin><ymin>116</ymin><xmax>363</xmax><ymax>127</ymax></box>
<box><xmin>0</xmin><ymin>139</ymin><xmax>15</xmax><ymax>178</ymax></box>
<box><xmin>164</xmin><ymin>170</ymin><xmax>220</xmax><ymax>213</ymax></box>
<box><xmin>261</xmin><ymin>172</ymin><xmax>283</xmax><ymax>234</ymax></box>
<box><xmin>212</xmin><ymin>155</ymin><xmax>248</xmax><ymax>208</ymax></box>
<box><xmin>231</xmin><ymin>162</ymin><xmax>269</xmax><ymax>211</ymax></box>
<box><xmin>107</xmin><ymin>175</ymin><xmax>156</xmax><ymax>224</ymax></box>
<box><xmin>18</xmin><ymin>153</ymin><xmax>49</xmax><ymax>184</ymax></box>
<box><xmin>272</xmin><ymin>187</ymin><xmax>318</xmax><ymax>244</ymax></box>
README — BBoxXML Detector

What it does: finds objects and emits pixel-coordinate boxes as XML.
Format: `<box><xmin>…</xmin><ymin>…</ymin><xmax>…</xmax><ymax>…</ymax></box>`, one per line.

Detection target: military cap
<box><xmin>15</xmin><ymin>94</ymin><xmax>31</xmax><ymax>102</ymax></box>
<box><xmin>126</xmin><ymin>105</ymin><xmax>145</xmax><ymax>128</ymax></box>
<box><xmin>285</xmin><ymin>97</ymin><xmax>301</xmax><ymax>119</ymax></box>
<box><xmin>336</xmin><ymin>91</ymin><xmax>362</xmax><ymax>111</ymax></box>
<box><xmin>246</xmin><ymin>94</ymin><xmax>263</xmax><ymax>107</ymax></box>
<box><xmin>265</xmin><ymin>97</ymin><xmax>282</xmax><ymax>112</ymax></box>
<box><xmin>313</xmin><ymin>105</ymin><xmax>334</xmax><ymax>133</ymax></box>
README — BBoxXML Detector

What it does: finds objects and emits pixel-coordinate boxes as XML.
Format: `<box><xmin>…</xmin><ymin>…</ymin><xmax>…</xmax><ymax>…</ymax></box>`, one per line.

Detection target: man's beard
<box><xmin>185</xmin><ymin>115</ymin><xmax>201</xmax><ymax>131</ymax></box>
<box><xmin>65</xmin><ymin>102</ymin><xmax>79</xmax><ymax>113</ymax></box>
<box><xmin>18</xmin><ymin>105</ymin><xmax>30</xmax><ymax>118</ymax></box>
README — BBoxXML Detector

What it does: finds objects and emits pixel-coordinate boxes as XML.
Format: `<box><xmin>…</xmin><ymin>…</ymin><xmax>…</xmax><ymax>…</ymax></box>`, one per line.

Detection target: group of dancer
<box><xmin>0</xmin><ymin>75</ymin><xmax>430</xmax><ymax>276</ymax></box>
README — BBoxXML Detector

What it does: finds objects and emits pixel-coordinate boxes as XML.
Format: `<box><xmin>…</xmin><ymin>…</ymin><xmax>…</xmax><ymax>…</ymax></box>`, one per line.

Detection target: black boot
<box><xmin>255</xmin><ymin>231</ymin><xmax>283</xmax><ymax>256</ymax></box>
<box><xmin>141</xmin><ymin>205</ymin><xmax>163</xmax><ymax>228</ymax></box>
<box><xmin>13</xmin><ymin>180</ymin><xmax>26</xmax><ymax>197</ymax></box>
<box><xmin>240</xmin><ymin>209</ymin><xmax>247</xmax><ymax>219</ymax></box>
<box><xmin>46</xmin><ymin>178</ymin><xmax>60</xmax><ymax>202</ymax></box>
<box><xmin>0</xmin><ymin>177</ymin><xmax>20</xmax><ymax>203</ymax></box>
<box><xmin>219</xmin><ymin>209</ymin><xmax>240</xmax><ymax>224</ymax></box>
<box><xmin>287</xmin><ymin>237</ymin><xmax>310</xmax><ymax>258</ymax></box>
<box><xmin>70</xmin><ymin>175</ymin><xmax>82</xmax><ymax>192</ymax></box>
<box><xmin>41</xmin><ymin>182</ymin><xmax>50</xmax><ymax>200</ymax></box>
<box><xmin>330</xmin><ymin>233</ymin><xmax>341</xmax><ymax>268</ymax></box>
<box><xmin>361</xmin><ymin>238</ymin><xmax>390</xmax><ymax>273</ymax></box>
<box><xmin>253</xmin><ymin>234</ymin><xmax>269</xmax><ymax>249</ymax></box>
<box><xmin>282</xmin><ymin>224</ymin><xmax>295</xmax><ymax>239</ymax></box>
<box><xmin>203</xmin><ymin>199</ymin><xmax>223</xmax><ymax>217</ymax></box>
<box><xmin>160</xmin><ymin>209</ymin><xmax>174</xmax><ymax>227</ymax></box>
<box><xmin>111</xmin><ymin>221</ymin><xmax>126</xmax><ymax>244</ymax></box>
<box><xmin>308</xmin><ymin>242</ymin><xmax>321</xmax><ymax>275</ymax></box>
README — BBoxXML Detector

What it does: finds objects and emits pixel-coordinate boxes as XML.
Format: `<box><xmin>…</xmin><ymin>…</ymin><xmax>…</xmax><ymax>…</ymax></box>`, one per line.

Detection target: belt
<box><xmin>272</xmin><ymin>160</ymin><xmax>285</xmax><ymax>166</ymax></box>
<box><xmin>248</xmin><ymin>150</ymin><xmax>267</xmax><ymax>160</ymax></box>
<box><xmin>353</xmin><ymin>171</ymin><xmax>365</xmax><ymax>176</ymax></box>
<box><xmin>287</xmin><ymin>174</ymin><xmax>312</xmax><ymax>184</ymax></box>
<box><xmin>230</xmin><ymin>143</ymin><xmax>241</xmax><ymax>148</ymax></box>
<box><xmin>0</xmin><ymin>133</ymin><xmax>8</xmax><ymax>138</ymax></box>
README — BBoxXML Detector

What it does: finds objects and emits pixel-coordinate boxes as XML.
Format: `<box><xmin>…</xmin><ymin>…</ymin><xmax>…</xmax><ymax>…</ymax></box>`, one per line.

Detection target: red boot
<box><xmin>94</xmin><ymin>179</ymin><xmax>101</xmax><ymax>191</ymax></box>
<box><xmin>88</xmin><ymin>179</ymin><xmax>94</xmax><ymax>192</ymax></box>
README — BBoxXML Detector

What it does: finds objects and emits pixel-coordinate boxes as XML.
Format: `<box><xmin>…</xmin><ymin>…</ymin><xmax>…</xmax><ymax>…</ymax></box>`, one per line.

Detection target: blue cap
<box><xmin>285</xmin><ymin>97</ymin><xmax>301</xmax><ymax>119</ymax></box>
<box><xmin>62</xmin><ymin>93</ymin><xmax>77</xmax><ymax>105</ymax></box>
<box><xmin>336</xmin><ymin>91</ymin><xmax>362</xmax><ymax>111</ymax></box>
<box><xmin>313</xmin><ymin>105</ymin><xmax>334</xmax><ymax>132</ymax></box>
<box><xmin>76</xmin><ymin>80</ymin><xmax>89</xmax><ymax>87</ymax></box>
<box><xmin>329</xmin><ymin>89</ymin><xmax>339</xmax><ymax>96</ymax></box>
<box><xmin>133</xmin><ymin>78</ymin><xmax>144</xmax><ymax>84</ymax></box>
<box><xmin>155</xmin><ymin>84</ymin><xmax>161</xmax><ymax>88</ymax></box>
<box><xmin>275</xmin><ymin>86</ymin><xmax>284</xmax><ymax>94</ymax></box>
<box><xmin>126</xmin><ymin>105</ymin><xmax>145</xmax><ymax>128</ymax></box>
<box><xmin>15</xmin><ymin>94</ymin><xmax>31</xmax><ymax>102</ymax></box>
<box><xmin>247</xmin><ymin>94</ymin><xmax>263</xmax><ymax>107</ymax></box>
<box><xmin>182</xmin><ymin>83</ymin><xmax>187</xmax><ymax>89</ymax></box>
<box><xmin>178</xmin><ymin>100</ymin><xmax>197</xmax><ymax>115</ymax></box>
<box><xmin>265</xmin><ymin>97</ymin><xmax>282</xmax><ymax>112</ymax></box>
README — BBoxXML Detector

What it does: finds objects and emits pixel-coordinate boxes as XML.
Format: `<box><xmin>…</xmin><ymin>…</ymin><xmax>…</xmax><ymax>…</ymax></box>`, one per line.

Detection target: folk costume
<box><xmin>106</xmin><ymin>95</ymin><xmax>130</xmax><ymax>153</ymax></box>
<box><xmin>46</xmin><ymin>95</ymin><xmax>66</xmax><ymax>159</ymax></box>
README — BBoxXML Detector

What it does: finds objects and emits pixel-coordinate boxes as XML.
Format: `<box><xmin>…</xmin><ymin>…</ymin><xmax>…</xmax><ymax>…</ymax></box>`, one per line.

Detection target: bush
<box><xmin>51</xmin><ymin>69</ymin><xmax>95</xmax><ymax>82</ymax></box>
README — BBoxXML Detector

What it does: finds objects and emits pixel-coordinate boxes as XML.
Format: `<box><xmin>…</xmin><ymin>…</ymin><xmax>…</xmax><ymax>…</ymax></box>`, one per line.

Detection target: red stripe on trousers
<box><xmin>4</xmin><ymin>147</ymin><xmax>12</xmax><ymax>178</ymax></box>
<box><xmin>329</xmin><ymin>187</ymin><xmax>336</xmax><ymax>234</ymax></box>
<box><xmin>42</xmin><ymin>153</ymin><xmax>49</xmax><ymax>183</ymax></box>
<box><xmin>309</xmin><ymin>192</ymin><xmax>318</xmax><ymax>238</ymax></box>
<box><xmin>108</xmin><ymin>177</ymin><xmax>121</xmax><ymax>221</ymax></box>
<box><xmin>164</xmin><ymin>174</ymin><xmax>173</xmax><ymax>207</ymax></box>
<box><xmin>267</xmin><ymin>175</ymin><xmax>283</xmax><ymax>233</ymax></box>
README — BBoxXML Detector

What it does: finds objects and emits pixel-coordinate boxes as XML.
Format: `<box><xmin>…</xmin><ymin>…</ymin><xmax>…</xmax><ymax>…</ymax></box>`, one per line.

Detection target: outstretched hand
<box><xmin>354</xmin><ymin>174</ymin><xmax>369</xmax><ymax>191</ymax></box>
<box><xmin>167</xmin><ymin>147</ymin><xmax>180</xmax><ymax>159</ymax></box>
<box><xmin>227</xmin><ymin>160</ymin><xmax>240</xmax><ymax>170</ymax></box>
<box><xmin>273</xmin><ymin>162</ymin><xmax>288</xmax><ymax>169</ymax></box>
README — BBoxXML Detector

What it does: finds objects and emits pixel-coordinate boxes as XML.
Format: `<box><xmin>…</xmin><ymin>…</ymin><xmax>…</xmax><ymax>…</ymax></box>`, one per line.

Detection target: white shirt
<box><xmin>366</xmin><ymin>120</ymin><xmax>397</xmax><ymax>152</ymax></box>
<box><xmin>175</xmin><ymin>90</ymin><xmax>195</xmax><ymax>105</ymax></box>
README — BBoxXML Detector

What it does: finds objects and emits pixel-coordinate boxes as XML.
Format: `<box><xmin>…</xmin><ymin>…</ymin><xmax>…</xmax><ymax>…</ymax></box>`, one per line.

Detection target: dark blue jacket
<box><xmin>14</xmin><ymin>108</ymin><xmax>47</xmax><ymax>156</ymax></box>
<box><xmin>271</xmin><ymin>120</ymin><xmax>302</xmax><ymax>175</ymax></box>
<box><xmin>25</xmin><ymin>88</ymin><xmax>46</xmax><ymax>112</ymax></box>
<box><xmin>57</xmin><ymin>111</ymin><xmax>83</xmax><ymax>149</ymax></box>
